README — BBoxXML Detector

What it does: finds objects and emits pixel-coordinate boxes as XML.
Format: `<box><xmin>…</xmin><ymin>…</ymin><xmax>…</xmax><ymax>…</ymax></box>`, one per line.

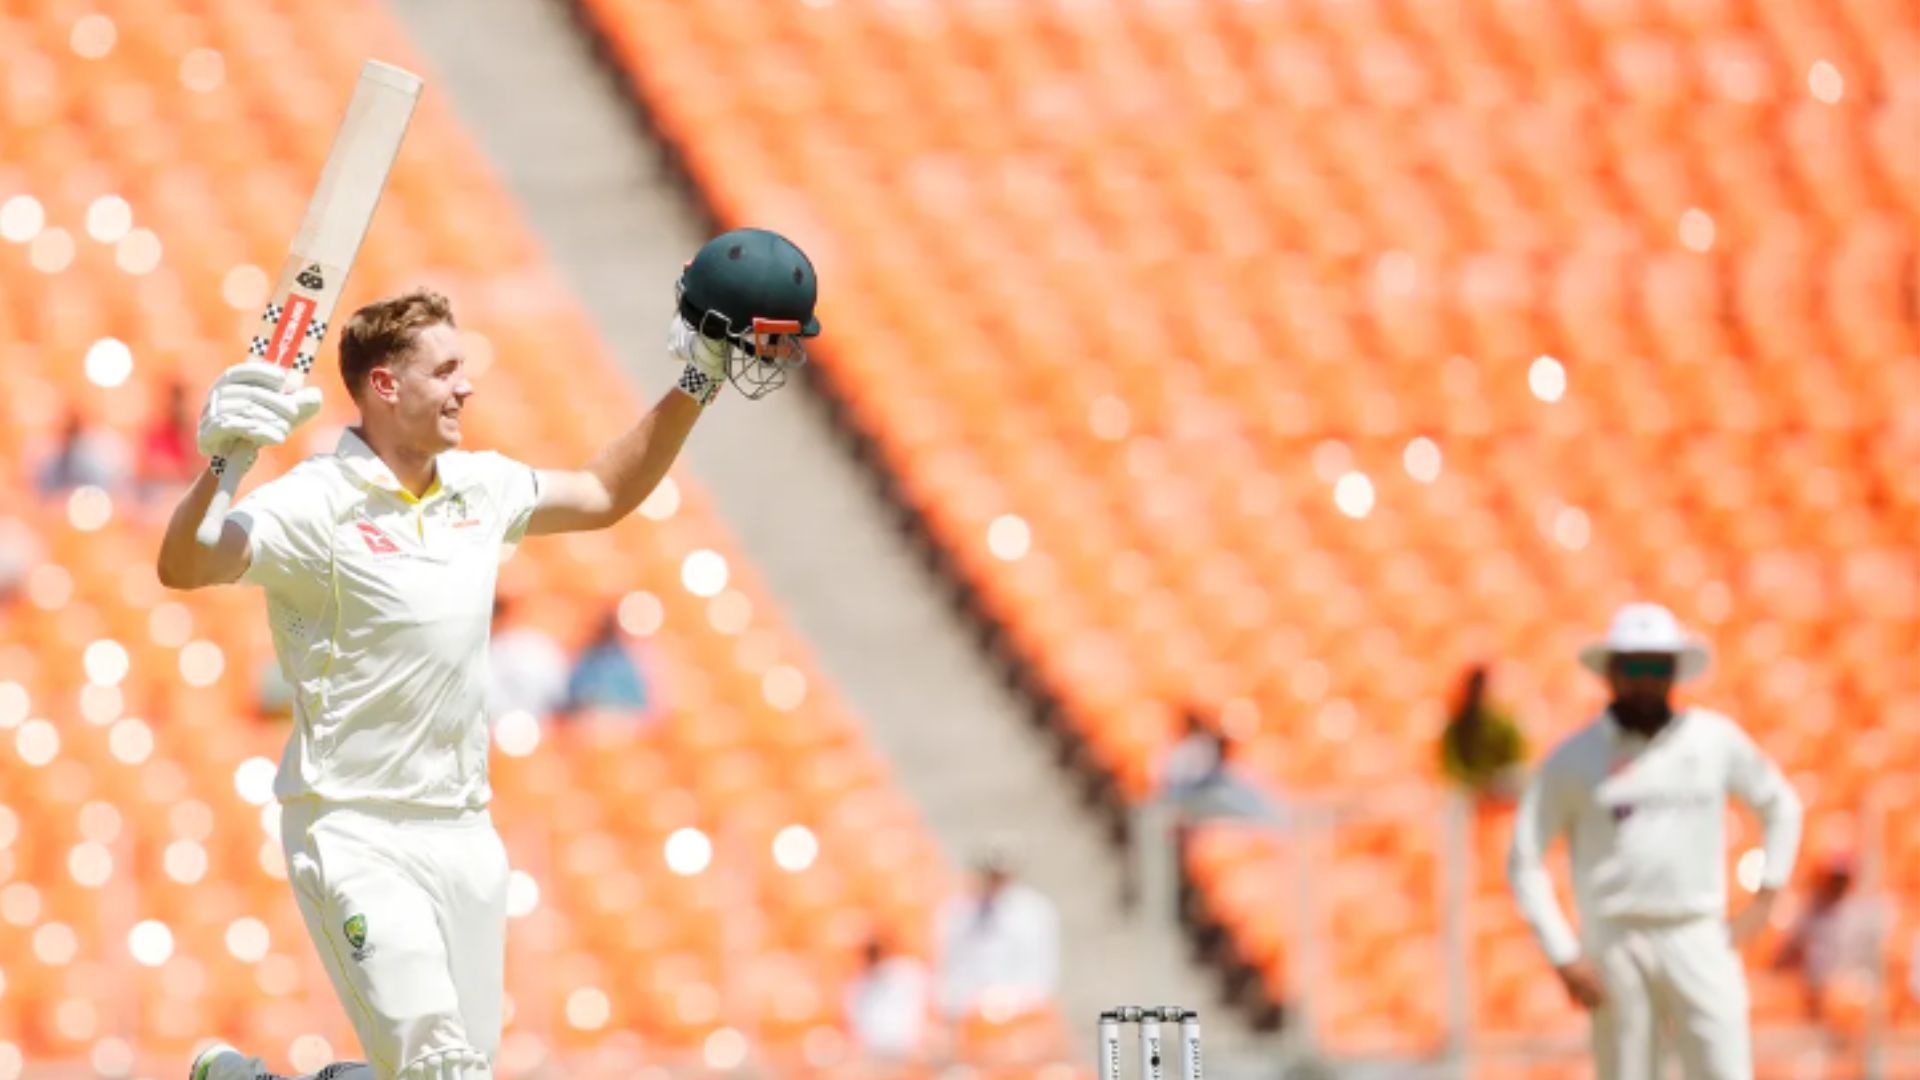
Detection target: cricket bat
<box><xmin>196</xmin><ymin>60</ymin><xmax>424</xmax><ymax>546</ymax></box>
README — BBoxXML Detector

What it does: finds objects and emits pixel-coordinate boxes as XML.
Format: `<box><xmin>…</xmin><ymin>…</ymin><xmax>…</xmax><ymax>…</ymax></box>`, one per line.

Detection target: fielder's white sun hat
<box><xmin>1578</xmin><ymin>602</ymin><xmax>1711</xmax><ymax>681</ymax></box>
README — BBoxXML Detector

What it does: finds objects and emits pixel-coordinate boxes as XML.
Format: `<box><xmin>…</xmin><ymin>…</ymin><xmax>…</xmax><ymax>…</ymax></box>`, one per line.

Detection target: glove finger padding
<box><xmin>198</xmin><ymin>363</ymin><xmax>322</xmax><ymax>455</ymax></box>
<box><xmin>220</xmin><ymin>384</ymin><xmax>322</xmax><ymax>424</ymax></box>
<box><xmin>288</xmin><ymin>385</ymin><xmax>322</xmax><ymax>424</ymax></box>
<box><xmin>214</xmin><ymin>360</ymin><xmax>295</xmax><ymax>391</ymax></box>
<box><xmin>668</xmin><ymin>317</ymin><xmax>729</xmax><ymax>373</ymax></box>
<box><xmin>199</xmin><ymin>416</ymin><xmax>289</xmax><ymax>454</ymax></box>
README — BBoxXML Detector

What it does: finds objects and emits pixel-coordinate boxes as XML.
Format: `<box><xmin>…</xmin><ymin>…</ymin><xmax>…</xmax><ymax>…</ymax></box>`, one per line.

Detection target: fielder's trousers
<box><xmin>1588</xmin><ymin>914</ymin><xmax>1753</xmax><ymax>1080</ymax></box>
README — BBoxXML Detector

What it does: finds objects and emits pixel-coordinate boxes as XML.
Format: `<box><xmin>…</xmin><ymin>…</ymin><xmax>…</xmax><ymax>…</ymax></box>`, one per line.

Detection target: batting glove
<box><xmin>668</xmin><ymin>315</ymin><xmax>729</xmax><ymax>406</ymax></box>
<box><xmin>197</xmin><ymin>361</ymin><xmax>323</xmax><ymax>456</ymax></box>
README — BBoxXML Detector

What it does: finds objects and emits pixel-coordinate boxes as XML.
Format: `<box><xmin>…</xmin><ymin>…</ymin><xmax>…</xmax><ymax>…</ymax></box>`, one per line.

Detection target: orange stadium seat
<box><xmin>576</xmin><ymin>0</ymin><xmax>1920</xmax><ymax>1070</ymax></box>
<box><xmin>0</xmin><ymin>2</ymin><xmax>1075</xmax><ymax>1078</ymax></box>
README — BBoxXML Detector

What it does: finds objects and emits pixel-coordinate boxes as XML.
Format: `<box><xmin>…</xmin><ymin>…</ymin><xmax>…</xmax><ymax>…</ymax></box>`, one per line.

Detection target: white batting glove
<box><xmin>669</xmin><ymin>315</ymin><xmax>730</xmax><ymax>406</ymax></box>
<box><xmin>197</xmin><ymin>361</ymin><xmax>323</xmax><ymax>457</ymax></box>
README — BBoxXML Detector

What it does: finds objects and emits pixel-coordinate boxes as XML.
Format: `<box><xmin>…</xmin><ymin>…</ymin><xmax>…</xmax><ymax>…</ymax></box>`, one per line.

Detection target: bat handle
<box><xmin>195</xmin><ymin>444</ymin><xmax>257</xmax><ymax>547</ymax></box>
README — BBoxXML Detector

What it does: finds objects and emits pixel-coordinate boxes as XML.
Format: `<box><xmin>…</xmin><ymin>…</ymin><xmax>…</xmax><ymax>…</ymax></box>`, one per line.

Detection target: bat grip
<box><xmin>195</xmin><ymin>444</ymin><xmax>257</xmax><ymax>546</ymax></box>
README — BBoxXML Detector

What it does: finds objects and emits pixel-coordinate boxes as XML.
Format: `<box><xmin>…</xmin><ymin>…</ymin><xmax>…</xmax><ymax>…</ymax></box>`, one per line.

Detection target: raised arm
<box><xmin>529</xmin><ymin>231</ymin><xmax>819</xmax><ymax>537</ymax></box>
<box><xmin>525</xmin><ymin>387</ymin><xmax>703</xmax><ymax>536</ymax></box>
<box><xmin>157</xmin><ymin>467</ymin><xmax>252</xmax><ymax>589</ymax></box>
<box><xmin>157</xmin><ymin>362</ymin><xmax>321</xmax><ymax>589</ymax></box>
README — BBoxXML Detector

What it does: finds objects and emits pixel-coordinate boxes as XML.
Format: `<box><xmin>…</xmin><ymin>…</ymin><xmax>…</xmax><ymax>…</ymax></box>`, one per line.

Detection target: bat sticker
<box><xmin>266</xmin><ymin>295</ymin><xmax>317</xmax><ymax>369</ymax></box>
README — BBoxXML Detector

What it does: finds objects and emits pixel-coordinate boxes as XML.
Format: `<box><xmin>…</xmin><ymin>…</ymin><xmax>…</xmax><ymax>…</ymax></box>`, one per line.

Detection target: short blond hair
<box><xmin>338</xmin><ymin>288</ymin><xmax>456</xmax><ymax>400</ymax></box>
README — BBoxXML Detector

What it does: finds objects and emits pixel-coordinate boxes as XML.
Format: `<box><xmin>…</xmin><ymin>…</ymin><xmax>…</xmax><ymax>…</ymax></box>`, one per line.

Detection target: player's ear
<box><xmin>366</xmin><ymin>364</ymin><xmax>400</xmax><ymax>402</ymax></box>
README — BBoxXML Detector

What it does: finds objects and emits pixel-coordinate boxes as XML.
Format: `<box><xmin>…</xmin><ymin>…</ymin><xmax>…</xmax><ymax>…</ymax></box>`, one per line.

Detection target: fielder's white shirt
<box><xmin>847</xmin><ymin>956</ymin><xmax>931</xmax><ymax>1058</ymax></box>
<box><xmin>230</xmin><ymin>429</ymin><xmax>540</xmax><ymax>809</ymax></box>
<box><xmin>935</xmin><ymin>883</ymin><xmax>1061</xmax><ymax>1019</ymax></box>
<box><xmin>1508</xmin><ymin>707</ymin><xmax>1803</xmax><ymax>965</ymax></box>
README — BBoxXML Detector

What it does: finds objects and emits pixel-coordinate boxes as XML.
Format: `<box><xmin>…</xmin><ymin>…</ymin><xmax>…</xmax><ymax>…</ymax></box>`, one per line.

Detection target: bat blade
<box><xmin>196</xmin><ymin>60</ymin><xmax>423</xmax><ymax>546</ymax></box>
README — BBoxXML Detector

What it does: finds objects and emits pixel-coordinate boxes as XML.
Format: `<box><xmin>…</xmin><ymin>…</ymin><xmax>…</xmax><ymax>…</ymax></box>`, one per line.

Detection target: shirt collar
<box><xmin>336</xmin><ymin>428</ymin><xmax>471</xmax><ymax>504</ymax></box>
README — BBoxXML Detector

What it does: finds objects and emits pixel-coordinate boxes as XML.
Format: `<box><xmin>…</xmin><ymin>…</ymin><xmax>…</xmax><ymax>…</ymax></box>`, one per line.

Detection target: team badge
<box><xmin>343</xmin><ymin>913</ymin><xmax>373</xmax><ymax>961</ymax></box>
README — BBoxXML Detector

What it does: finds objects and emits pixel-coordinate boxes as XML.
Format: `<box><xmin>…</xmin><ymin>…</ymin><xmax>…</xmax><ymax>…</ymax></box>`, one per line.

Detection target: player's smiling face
<box><xmin>387</xmin><ymin>322</ymin><xmax>472</xmax><ymax>452</ymax></box>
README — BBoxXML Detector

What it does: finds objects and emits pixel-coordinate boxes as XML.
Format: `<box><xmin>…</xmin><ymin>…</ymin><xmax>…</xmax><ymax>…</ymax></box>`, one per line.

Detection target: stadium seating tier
<box><xmin>578</xmin><ymin>0</ymin><xmax>1920</xmax><ymax>1068</ymax></box>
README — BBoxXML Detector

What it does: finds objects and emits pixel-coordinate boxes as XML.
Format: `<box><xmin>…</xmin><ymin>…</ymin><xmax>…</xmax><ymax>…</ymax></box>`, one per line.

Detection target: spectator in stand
<box><xmin>1439</xmin><ymin>664</ymin><xmax>1527</xmax><ymax>800</ymax></box>
<box><xmin>486</xmin><ymin>595</ymin><xmax>568</xmax><ymax>720</ymax></box>
<box><xmin>935</xmin><ymin>845</ymin><xmax>1060</xmax><ymax>1024</ymax></box>
<box><xmin>563</xmin><ymin>609</ymin><xmax>652</xmax><ymax>717</ymax></box>
<box><xmin>137</xmin><ymin>380</ymin><xmax>199</xmax><ymax>496</ymax></box>
<box><xmin>36</xmin><ymin>409</ymin><xmax>127</xmax><ymax>495</ymax></box>
<box><xmin>1160</xmin><ymin>707</ymin><xmax>1285</xmax><ymax>825</ymax></box>
<box><xmin>846</xmin><ymin>933</ymin><xmax>931</xmax><ymax>1062</ymax></box>
<box><xmin>0</xmin><ymin>517</ymin><xmax>43</xmax><ymax>606</ymax></box>
<box><xmin>1775</xmin><ymin>853</ymin><xmax>1888</xmax><ymax>1025</ymax></box>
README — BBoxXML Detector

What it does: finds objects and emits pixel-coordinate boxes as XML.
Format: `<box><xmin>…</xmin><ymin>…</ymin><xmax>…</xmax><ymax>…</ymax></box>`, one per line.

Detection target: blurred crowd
<box><xmin>847</xmin><ymin>845</ymin><xmax>1062</xmax><ymax>1063</ymax></box>
<box><xmin>3</xmin><ymin>382</ymin><xmax>198</xmax><ymax>605</ymax></box>
<box><xmin>484</xmin><ymin>597</ymin><xmax>655</xmax><ymax>723</ymax></box>
<box><xmin>34</xmin><ymin>380</ymin><xmax>197</xmax><ymax>501</ymax></box>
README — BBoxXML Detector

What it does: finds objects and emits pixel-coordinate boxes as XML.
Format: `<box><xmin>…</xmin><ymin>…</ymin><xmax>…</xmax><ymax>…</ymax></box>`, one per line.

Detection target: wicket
<box><xmin>1098</xmin><ymin>1006</ymin><xmax>1201</xmax><ymax>1080</ymax></box>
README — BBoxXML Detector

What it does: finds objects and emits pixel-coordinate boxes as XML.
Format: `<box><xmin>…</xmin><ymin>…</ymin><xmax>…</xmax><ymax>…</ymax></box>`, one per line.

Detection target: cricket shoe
<box><xmin>188</xmin><ymin>1043</ymin><xmax>285</xmax><ymax>1080</ymax></box>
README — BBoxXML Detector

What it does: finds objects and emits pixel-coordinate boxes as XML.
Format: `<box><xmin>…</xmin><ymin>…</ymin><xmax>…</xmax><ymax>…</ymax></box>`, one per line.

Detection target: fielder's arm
<box><xmin>1508</xmin><ymin>762</ymin><xmax>1583</xmax><ymax>966</ymax></box>
<box><xmin>158</xmin><ymin>467</ymin><xmax>253</xmax><ymax>589</ymax></box>
<box><xmin>526</xmin><ymin>388</ymin><xmax>703</xmax><ymax>536</ymax></box>
<box><xmin>1726</xmin><ymin>721</ymin><xmax>1803</xmax><ymax>891</ymax></box>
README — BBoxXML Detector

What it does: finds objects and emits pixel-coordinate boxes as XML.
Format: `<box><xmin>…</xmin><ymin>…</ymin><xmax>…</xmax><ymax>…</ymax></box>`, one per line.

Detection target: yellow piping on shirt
<box><xmin>393</xmin><ymin>476</ymin><xmax>440</xmax><ymax>540</ymax></box>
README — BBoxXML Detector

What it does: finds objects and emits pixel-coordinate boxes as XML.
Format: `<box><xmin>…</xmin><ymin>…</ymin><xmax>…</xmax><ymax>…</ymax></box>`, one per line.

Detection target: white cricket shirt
<box><xmin>1508</xmin><ymin>707</ymin><xmax>1803</xmax><ymax>965</ymax></box>
<box><xmin>935</xmin><ymin>883</ymin><xmax>1061</xmax><ymax>1018</ymax></box>
<box><xmin>230</xmin><ymin>429</ymin><xmax>540</xmax><ymax>809</ymax></box>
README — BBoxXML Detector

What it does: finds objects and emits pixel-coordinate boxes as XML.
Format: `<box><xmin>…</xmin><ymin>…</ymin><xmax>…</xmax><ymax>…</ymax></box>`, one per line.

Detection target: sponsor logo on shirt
<box><xmin>1607</xmin><ymin>789</ymin><xmax>1717</xmax><ymax>824</ymax></box>
<box><xmin>355</xmin><ymin>520</ymin><xmax>400</xmax><ymax>555</ymax></box>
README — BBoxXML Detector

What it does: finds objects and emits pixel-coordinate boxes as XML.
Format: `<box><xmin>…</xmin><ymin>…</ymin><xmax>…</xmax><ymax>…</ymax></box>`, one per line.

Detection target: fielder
<box><xmin>1508</xmin><ymin>602</ymin><xmax>1804</xmax><ymax>1080</ymax></box>
<box><xmin>156</xmin><ymin>229</ymin><xmax>820</xmax><ymax>1080</ymax></box>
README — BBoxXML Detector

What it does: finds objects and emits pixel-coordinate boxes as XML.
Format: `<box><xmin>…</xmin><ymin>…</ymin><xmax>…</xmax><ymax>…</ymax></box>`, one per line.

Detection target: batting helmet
<box><xmin>676</xmin><ymin>228</ymin><xmax>821</xmax><ymax>399</ymax></box>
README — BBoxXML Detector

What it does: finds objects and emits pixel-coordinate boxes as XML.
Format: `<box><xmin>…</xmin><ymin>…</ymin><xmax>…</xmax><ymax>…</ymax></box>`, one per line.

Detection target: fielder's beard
<box><xmin>1610</xmin><ymin>696</ymin><xmax>1674</xmax><ymax>737</ymax></box>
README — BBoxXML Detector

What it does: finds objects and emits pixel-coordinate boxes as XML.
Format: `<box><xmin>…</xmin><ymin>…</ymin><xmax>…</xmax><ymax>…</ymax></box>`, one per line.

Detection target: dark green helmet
<box><xmin>676</xmin><ymin>228</ymin><xmax>820</xmax><ymax>398</ymax></box>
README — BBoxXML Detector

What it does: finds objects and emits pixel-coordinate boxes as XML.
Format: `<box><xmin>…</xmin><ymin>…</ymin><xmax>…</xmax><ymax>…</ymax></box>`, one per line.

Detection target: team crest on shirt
<box><xmin>450</xmin><ymin>491</ymin><xmax>483</xmax><ymax>529</ymax></box>
<box><xmin>343</xmin><ymin>913</ymin><xmax>374</xmax><ymax>961</ymax></box>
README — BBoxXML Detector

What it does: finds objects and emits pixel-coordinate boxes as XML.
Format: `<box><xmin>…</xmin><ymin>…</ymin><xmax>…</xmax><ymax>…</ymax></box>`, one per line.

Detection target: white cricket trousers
<box><xmin>1587</xmin><ymin>914</ymin><xmax>1752</xmax><ymax>1080</ymax></box>
<box><xmin>281</xmin><ymin>800</ymin><xmax>508</xmax><ymax>1080</ymax></box>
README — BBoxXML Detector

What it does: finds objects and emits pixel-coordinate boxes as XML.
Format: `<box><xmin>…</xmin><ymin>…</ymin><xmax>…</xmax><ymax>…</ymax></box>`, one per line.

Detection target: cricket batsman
<box><xmin>155</xmin><ymin>228</ymin><xmax>820</xmax><ymax>1080</ymax></box>
<box><xmin>1508</xmin><ymin>602</ymin><xmax>1804</xmax><ymax>1080</ymax></box>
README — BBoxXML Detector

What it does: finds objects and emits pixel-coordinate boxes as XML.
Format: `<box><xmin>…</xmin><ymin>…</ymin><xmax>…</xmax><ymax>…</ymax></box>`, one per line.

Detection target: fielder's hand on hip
<box><xmin>198</xmin><ymin>361</ymin><xmax>323</xmax><ymax>457</ymax></box>
<box><xmin>669</xmin><ymin>315</ymin><xmax>729</xmax><ymax>406</ymax></box>
<box><xmin>1555</xmin><ymin>957</ymin><xmax>1607</xmax><ymax>1010</ymax></box>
